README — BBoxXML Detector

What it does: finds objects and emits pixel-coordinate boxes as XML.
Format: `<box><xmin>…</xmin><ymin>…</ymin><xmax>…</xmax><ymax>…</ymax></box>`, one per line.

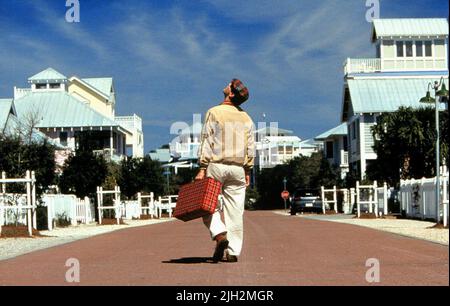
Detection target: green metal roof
<box><xmin>13</xmin><ymin>92</ymin><xmax>128</xmax><ymax>131</ymax></box>
<box><xmin>300</xmin><ymin>138</ymin><xmax>321</xmax><ymax>149</ymax></box>
<box><xmin>28</xmin><ymin>68</ymin><xmax>67</xmax><ymax>82</ymax></box>
<box><xmin>82</xmin><ymin>78</ymin><xmax>113</xmax><ymax>98</ymax></box>
<box><xmin>372</xmin><ymin>18</ymin><xmax>448</xmax><ymax>40</ymax></box>
<box><xmin>0</xmin><ymin>99</ymin><xmax>15</xmax><ymax>131</ymax></box>
<box><xmin>346</xmin><ymin>77</ymin><xmax>449</xmax><ymax>115</ymax></box>
<box><xmin>315</xmin><ymin>123</ymin><xmax>348</xmax><ymax>140</ymax></box>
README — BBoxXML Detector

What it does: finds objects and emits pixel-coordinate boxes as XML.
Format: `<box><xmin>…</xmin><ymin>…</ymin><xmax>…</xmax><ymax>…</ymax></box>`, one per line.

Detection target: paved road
<box><xmin>0</xmin><ymin>211</ymin><xmax>448</xmax><ymax>285</ymax></box>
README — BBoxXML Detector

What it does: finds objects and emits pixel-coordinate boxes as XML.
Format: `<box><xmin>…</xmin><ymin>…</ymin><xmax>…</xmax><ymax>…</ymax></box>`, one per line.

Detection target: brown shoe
<box><xmin>226</xmin><ymin>254</ymin><xmax>238</xmax><ymax>263</ymax></box>
<box><xmin>212</xmin><ymin>233</ymin><xmax>229</xmax><ymax>263</ymax></box>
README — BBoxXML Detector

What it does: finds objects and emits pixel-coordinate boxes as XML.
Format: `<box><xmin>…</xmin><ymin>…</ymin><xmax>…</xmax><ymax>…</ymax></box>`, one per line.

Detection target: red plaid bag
<box><xmin>174</xmin><ymin>178</ymin><xmax>222</xmax><ymax>222</ymax></box>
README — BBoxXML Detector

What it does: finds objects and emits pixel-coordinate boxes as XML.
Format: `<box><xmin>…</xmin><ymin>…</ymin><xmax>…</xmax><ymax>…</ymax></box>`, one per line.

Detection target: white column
<box><xmin>383</xmin><ymin>182</ymin><xmax>388</xmax><ymax>216</ymax></box>
<box><xmin>373</xmin><ymin>180</ymin><xmax>378</xmax><ymax>218</ymax></box>
<box><xmin>26</xmin><ymin>171</ymin><xmax>32</xmax><ymax>236</ymax></box>
<box><xmin>97</xmin><ymin>186</ymin><xmax>102</xmax><ymax>225</ymax></box>
<box><xmin>321</xmin><ymin>186</ymin><xmax>326</xmax><ymax>214</ymax></box>
<box><xmin>110</xmin><ymin>129</ymin><xmax>113</xmax><ymax>158</ymax></box>
<box><xmin>356</xmin><ymin>181</ymin><xmax>361</xmax><ymax>218</ymax></box>
<box><xmin>333</xmin><ymin>186</ymin><xmax>338</xmax><ymax>213</ymax></box>
<box><xmin>32</xmin><ymin>171</ymin><xmax>37</xmax><ymax>230</ymax></box>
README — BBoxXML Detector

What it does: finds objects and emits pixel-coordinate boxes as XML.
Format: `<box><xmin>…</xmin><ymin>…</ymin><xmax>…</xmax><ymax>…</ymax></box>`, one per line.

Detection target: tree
<box><xmin>58</xmin><ymin>150</ymin><xmax>108</xmax><ymax>198</ymax></box>
<box><xmin>255</xmin><ymin>152</ymin><xmax>340</xmax><ymax>209</ymax></box>
<box><xmin>368</xmin><ymin>107</ymin><xmax>449</xmax><ymax>186</ymax></box>
<box><xmin>0</xmin><ymin>134</ymin><xmax>56</xmax><ymax>196</ymax></box>
<box><xmin>117</xmin><ymin>156</ymin><xmax>165</xmax><ymax>198</ymax></box>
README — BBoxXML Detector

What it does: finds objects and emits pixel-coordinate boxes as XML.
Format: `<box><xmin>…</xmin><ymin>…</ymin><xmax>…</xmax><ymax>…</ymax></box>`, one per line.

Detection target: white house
<box><xmin>9</xmin><ymin>68</ymin><xmax>144</xmax><ymax>161</ymax></box>
<box><xmin>254</xmin><ymin>127</ymin><xmax>321</xmax><ymax>170</ymax></box>
<box><xmin>341</xmin><ymin>18</ymin><xmax>449</xmax><ymax>179</ymax></box>
<box><xmin>315</xmin><ymin>123</ymin><xmax>349</xmax><ymax>179</ymax></box>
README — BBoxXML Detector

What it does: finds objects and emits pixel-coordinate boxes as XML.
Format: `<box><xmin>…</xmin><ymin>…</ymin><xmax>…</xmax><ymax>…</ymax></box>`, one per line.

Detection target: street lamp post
<box><xmin>420</xmin><ymin>77</ymin><xmax>448</xmax><ymax>224</ymax></box>
<box><xmin>283</xmin><ymin>177</ymin><xmax>287</xmax><ymax>214</ymax></box>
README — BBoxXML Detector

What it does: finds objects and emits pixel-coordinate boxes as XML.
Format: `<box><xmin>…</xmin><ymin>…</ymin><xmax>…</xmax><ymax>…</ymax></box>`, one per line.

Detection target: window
<box><xmin>285</xmin><ymin>146</ymin><xmax>293</xmax><ymax>154</ymax></box>
<box><xmin>59</xmin><ymin>132</ymin><xmax>68</xmax><ymax>146</ymax></box>
<box><xmin>405</xmin><ymin>41</ymin><xmax>413</xmax><ymax>57</ymax></box>
<box><xmin>435</xmin><ymin>40</ymin><xmax>445</xmax><ymax>57</ymax></box>
<box><xmin>425</xmin><ymin>41</ymin><xmax>432</xmax><ymax>57</ymax></box>
<box><xmin>326</xmin><ymin>141</ymin><xmax>334</xmax><ymax>159</ymax></box>
<box><xmin>36</xmin><ymin>83</ymin><xmax>46</xmax><ymax>89</ymax></box>
<box><xmin>50</xmin><ymin>83</ymin><xmax>60</xmax><ymax>89</ymax></box>
<box><xmin>396</xmin><ymin>41</ymin><xmax>404</xmax><ymax>57</ymax></box>
<box><xmin>416</xmin><ymin>41</ymin><xmax>423</xmax><ymax>57</ymax></box>
<box><xmin>352</xmin><ymin>121</ymin><xmax>357</xmax><ymax>140</ymax></box>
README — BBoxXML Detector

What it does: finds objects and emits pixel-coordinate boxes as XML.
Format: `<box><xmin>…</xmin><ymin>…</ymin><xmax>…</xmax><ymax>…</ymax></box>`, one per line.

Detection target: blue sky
<box><xmin>0</xmin><ymin>0</ymin><xmax>448</xmax><ymax>153</ymax></box>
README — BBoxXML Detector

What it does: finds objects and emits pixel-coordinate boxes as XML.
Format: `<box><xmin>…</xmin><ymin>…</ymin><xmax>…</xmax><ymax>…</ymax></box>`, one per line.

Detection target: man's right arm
<box><xmin>196</xmin><ymin>110</ymin><xmax>215</xmax><ymax>179</ymax></box>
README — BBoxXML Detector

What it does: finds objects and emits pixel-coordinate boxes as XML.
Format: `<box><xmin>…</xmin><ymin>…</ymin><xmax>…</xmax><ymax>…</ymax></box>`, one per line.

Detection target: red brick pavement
<box><xmin>0</xmin><ymin>211</ymin><xmax>448</xmax><ymax>286</ymax></box>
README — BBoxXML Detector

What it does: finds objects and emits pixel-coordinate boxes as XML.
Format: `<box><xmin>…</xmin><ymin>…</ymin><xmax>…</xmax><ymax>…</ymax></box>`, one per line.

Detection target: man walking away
<box><xmin>195</xmin><ymin>79</ymin><xmax>255</xmax><ymax>263</ymax></box>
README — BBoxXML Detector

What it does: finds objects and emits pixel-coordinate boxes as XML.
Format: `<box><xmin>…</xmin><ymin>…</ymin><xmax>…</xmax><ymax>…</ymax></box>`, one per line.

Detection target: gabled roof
<box><xmin>372</xmin><ymin>18</ymin><xmax>449</xmax><ymax>42</ymax></box>
<box><xmin>28</xmin><ymin>68</ymin><xmax>67</xmax><ymax>83</ymax></box>
<box><xmin>300</xmin><ymin>138</ymin><xmax>322</xmax><ymax>149</ymax></box>
<box><xmin>0</xmin><ymin>99</ymin><xmax>16</xmax><ymax>131</ymax></box>
<box><xmin>82</xmin><ymin>78</ymin><xmax>113</xmax><ymax>99</ymax></box>
<box><xmin>262</xmin><ymin>136</ymin><xmax>301</xmax><ymax>144</ymax></box>
<box><xmin>315</xmin><ymin>123</ymin><xmax>348</xmax><ymax>141</ymax></box>
<box><xmin>13</xmin><ymin>91</ymin><xmax>130</xmax><ymax>134</ymax></box>
<box><xmin>69</xmin><ymin>76</ymin><xmax>112</xmax><ymax>100</ymax></box>
<box><xmin>343</xmin><ymin>77</ymin><xmax>448</xmax><ymax>118</ymax></box>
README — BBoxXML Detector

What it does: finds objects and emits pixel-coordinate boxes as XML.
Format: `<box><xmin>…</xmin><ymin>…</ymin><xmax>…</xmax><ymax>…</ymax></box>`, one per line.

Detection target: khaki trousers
<box><xmin>202</xmin><ymin>163</ymin><xmax>246</xmax><ymax>256</ymax></box>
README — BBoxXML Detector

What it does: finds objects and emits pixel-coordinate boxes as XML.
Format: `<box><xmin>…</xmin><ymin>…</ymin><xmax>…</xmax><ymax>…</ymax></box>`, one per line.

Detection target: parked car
<box><xmin>289</xmin><ymin>189</ymin><xmax>327</xmax><ymax>215</ymax></box>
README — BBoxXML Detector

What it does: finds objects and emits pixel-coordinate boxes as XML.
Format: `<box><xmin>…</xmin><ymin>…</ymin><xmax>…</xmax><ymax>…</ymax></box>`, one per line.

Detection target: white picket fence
<box><xmin>400</xmin><ymin>172</ymin><xmax>449</xmax><ymax>226</ymax></box>
<box><xmin>156</xmin><ymin>195</ymin><xmax>178</xmax><ymax>218</ymax></box>
<box><xmin>41</xmin><ymin>194</ymin><xmax>95</xmax><ymax>231</ymax></box>
<box><xmin>321</xmin><ymin>181</ymin><xmax>392</xmax><ymax>218</ymax></box>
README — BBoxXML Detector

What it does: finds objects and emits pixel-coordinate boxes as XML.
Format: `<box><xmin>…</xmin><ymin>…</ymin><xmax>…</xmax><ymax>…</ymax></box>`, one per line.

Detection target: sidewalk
<box><xmin>0</xmin><ymin>218</ymin><xmax>175</xmax><ymax>261</ymax></box>
<box><xmin>273</xmin><ymin>210</ymin><xmax>449</xmax><ymax>245</ymax></box>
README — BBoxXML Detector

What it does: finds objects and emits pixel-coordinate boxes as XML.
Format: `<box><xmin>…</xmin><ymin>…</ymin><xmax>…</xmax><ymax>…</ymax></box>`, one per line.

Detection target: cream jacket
<box><xmin>198</xmin><ymin>104</ymin><xmax>255</xmax><ymax>173</ymax></box>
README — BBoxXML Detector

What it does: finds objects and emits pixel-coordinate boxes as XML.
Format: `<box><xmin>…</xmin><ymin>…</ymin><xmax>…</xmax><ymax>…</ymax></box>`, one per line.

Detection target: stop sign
<box><xmin>281</xmin><ymin>190</ymin><xmax>290</xmax><ymax>200</ymax></box>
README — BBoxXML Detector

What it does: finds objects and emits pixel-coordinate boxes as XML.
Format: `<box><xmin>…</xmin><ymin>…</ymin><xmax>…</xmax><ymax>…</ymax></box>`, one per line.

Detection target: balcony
<box><xmin>344</xmin><ymin>58</ymin><xmax>381</xmax><ymax>75</ymax></box>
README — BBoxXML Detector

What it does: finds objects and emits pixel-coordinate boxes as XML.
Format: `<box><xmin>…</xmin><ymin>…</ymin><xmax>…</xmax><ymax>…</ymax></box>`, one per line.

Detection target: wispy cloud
<box><xmin>29</xmin><ymin>0</ymin><xmax>108</xmax><ymax>59</ymax></box>
<box><xmin>1</xmin><ymin>0</ymin><xmax>447</xmax><ymax>150</ymax></box>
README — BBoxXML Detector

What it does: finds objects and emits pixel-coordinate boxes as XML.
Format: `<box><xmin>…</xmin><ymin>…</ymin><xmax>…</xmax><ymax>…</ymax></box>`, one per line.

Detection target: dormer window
<box><xmin>405</xmin><ymin>41</ymin><xmax>413</xmax><ymax>57</ymax></box>
<box><xmin>424</xmin><ymin>41</ymin><xmax>432</xmax><ymax>57</ymax></box>
<box><xmin>416</xmin><ymin>41</ymin><xmax>423</xmax><ymax>57</ymax></box>
<box><xmin>396</xmin><ymin>41</ymin><xmax>404</xmax><ymax>57</ymax></box>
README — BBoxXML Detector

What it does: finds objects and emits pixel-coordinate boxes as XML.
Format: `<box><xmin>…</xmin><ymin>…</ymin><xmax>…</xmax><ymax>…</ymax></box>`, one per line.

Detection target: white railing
<box><xmin>137</xmin><ymin>192</ymin><xmax>157</xmax><ymax>218</ymax></box>
<box><xmin>97</xmin><ymin>186</ymin><xmax>123</xmax><ymax>225</ymax></box>
<box><xmin>0</xmin><ymin>171</ymin><xmax>37</xmax><ymax>236</ymax></box>
<box><xmin>156</xmin><ymin>195</ymin><xmax>178</xmax><ymax>218</ymax></box>
<box><xmin>321</xmin><ymin>186</ymin><xmax>338</xmax><ymax>214</ymax></box>
<box><xmin>344</xmin><ymin>58</ymin><xmax>381</xmax><ymax>74</ymax></box>
<box><xmin>400</xmin><ymin>172</ymin><xmax>449</xmax><ymax>226</ymax></box>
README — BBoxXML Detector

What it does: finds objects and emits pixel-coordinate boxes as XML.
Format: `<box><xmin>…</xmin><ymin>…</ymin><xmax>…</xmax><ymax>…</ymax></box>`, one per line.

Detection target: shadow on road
<box><xmin>162</xmin><ymin>257</ymin><xmax>214</xmax><ymax>264</ymax></box>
